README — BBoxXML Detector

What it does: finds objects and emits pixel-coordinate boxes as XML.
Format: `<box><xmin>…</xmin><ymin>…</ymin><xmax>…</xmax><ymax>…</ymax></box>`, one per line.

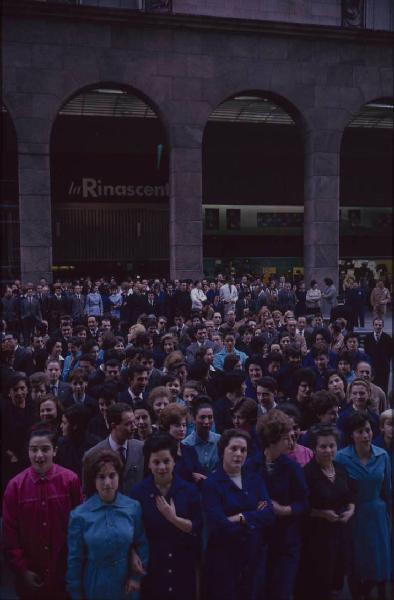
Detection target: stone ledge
<box><xmin>3</xmin><ymin>1</ymin><xmax>394</xmax><ymax>46</ymax></box>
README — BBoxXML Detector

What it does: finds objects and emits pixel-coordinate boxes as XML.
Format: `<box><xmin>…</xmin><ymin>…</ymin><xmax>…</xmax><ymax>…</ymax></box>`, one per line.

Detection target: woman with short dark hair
<box><xmin>297</xmin><ymin>424</ymin><xmax>355</xmax><ymax>600</ymax></box>
<box><xmin>254</xmin><ymin>409</ymin><xmax>309</xmax><ymax>600</ymax></box>
<box><xmin>67</xmin><ymin>448</ymin><xmax>148</xmax><ymax>600</ymax></box>
<box><xmin>159</xmin><ymin>404</ymin><xmax>204</xmax><ymax>484</ymax></box>
<box><xmin>131</xmin><ymin>433</ymin><xmax>202</xmax><ymax>600</ymax></box>
<box><xmin>3</xmin><ymin>426</ymin><xmax>82</xmax><ymax>600</ymax></box>
<box><xmin>231</xmin><ymin>397</ymin><xmax>261</xmax><ymax>459</ymax></box>
<box><xmin>336</xmin><ymin>414</ymin><xmax>391</xmax><ymax>600</ymax></box>
<box><xmin>202</xmin><ymin>428</ymin><xmax>274</xmax><ymax>600</ymax></box>
<box><xmin>56</xmin><ymin>404</ymin><xmax>99</xmax><ymax>478</ymax></box>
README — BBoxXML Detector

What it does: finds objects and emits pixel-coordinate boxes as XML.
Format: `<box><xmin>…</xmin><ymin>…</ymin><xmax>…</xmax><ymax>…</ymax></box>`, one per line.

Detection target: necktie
<box><xmin>51</xmin><ymin>385</ymin><xmax>57</xmax><ymax>396</ymax></box>
<box><xmin>118</xmin><ymin>446</ymin><xmax>126</xmax><ymax>465</ymax></box>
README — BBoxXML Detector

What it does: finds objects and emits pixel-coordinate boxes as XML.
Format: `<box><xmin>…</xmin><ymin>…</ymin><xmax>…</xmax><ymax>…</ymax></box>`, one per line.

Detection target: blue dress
<box><xmin>67</xmin><ymin>492</ymin><xmax>149</xmax><ymax>600</ymax></box>
<box><xmin>130</xmin><ymin>474</ymin><xmax>202</xmax><ymax>600</ymax></box>
<box><xmin>336</xmin><ymin>444</ymin><xmax>392</xmax><ymax>583</ymax></box>
<box><xmin>174</xmin><ymin>444</ymin><xmax>203</xmax><ymax>483</ymax></box>
<box><xmin>202</xmin><ymin>466</ymin><xmax>275</xmax><ymax>600</ymax></box>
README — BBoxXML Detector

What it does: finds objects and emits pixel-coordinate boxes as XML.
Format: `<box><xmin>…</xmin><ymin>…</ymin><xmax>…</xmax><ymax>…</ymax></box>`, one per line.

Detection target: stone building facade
<box><xmin>2</xmin><ymin>0</ymin><xmax>393</xmax><ymax>284</ymax></box>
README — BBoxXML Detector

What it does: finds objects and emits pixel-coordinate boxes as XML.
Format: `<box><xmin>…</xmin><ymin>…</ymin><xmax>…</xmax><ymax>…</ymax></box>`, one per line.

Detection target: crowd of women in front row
<box><xmin>2</xmin><ymin>401</ymin><xmax>392</xmax><ymax>600</ymax></box>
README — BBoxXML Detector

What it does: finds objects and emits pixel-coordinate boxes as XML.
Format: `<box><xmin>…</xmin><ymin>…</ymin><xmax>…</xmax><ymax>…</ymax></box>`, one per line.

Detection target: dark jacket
<box><xmin>131</xmin><ymin>474</ymin><xmax>202</xmax><ymax>600</ymax></box>
<box><xmin>202</xmin><ymin>466</ymin><xmax>275</xmax><ymax>600</ymax></box>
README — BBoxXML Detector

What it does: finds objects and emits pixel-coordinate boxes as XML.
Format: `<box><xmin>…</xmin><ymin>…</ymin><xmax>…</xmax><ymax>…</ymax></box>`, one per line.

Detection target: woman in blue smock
<box><xmin>252</xmin><ymin>409</ymin><xmax>309</xmax><ymax>600</ymax></box>
<box><xmin>202</xmin><ymin>428</ymin><xmax>275</xmax><ymax>600</ymax></box>
<box><xmin>336</xmin><ymin>413</ymin><xmax>392</xmax><ymax>600</ymax></box>
<box><xmin>67</xmin><ymin>449</ymin><xmax>148</xmax><ymax>600</ymax></box>
<box><xmin>131</xmin><ymin>433</ymin><xmax>202</xmax><ymax>600</ymax></box>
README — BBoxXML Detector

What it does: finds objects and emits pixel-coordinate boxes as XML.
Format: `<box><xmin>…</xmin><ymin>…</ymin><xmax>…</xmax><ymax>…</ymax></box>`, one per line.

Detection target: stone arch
<box><xmin>202</xmin><ymin>90</ymin><xmax>305</xmax><ymax>278</ymax></box>
<box><xmin>50</xmin><ymin>82</ymin><xmax>171</xmax><ymax>278</ymax></box>
<box><xmin>339</xmin><ymin>96</ymin><xmax>393</xmax><ymax>290</ymax></box>
<box><xmin>53</xmin><ymin>80</ymin><xmax>171</xmax><ymax>147</ymax></box>
<box><xmin>1</xmin><ymin>103</ymin><xmax>20</xmax><ymax>281</ymax></box>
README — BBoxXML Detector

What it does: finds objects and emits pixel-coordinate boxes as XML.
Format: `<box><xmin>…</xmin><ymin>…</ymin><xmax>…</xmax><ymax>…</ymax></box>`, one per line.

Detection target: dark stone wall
<box><xmin>2</xmin><ymin>4</ymin><xmax>393</xmax><ymax>283</ymax></box>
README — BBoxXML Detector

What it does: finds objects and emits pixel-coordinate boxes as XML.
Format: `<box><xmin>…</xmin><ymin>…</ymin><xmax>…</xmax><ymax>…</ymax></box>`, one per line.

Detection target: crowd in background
<box><xmin>0</xmin><ymin>272</ymin><xmax>392</xmax><ymax>600</ymax></box>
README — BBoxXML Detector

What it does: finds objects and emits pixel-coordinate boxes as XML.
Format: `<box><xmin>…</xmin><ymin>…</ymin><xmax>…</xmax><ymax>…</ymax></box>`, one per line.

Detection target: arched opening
<box><xmin>202</xmin><ymin>93</ymin><xmax>304</xmax><ymax>280</ymax></box>
<box><xmin>50</xmin><ymin>85</ymin><xmax>169</xmax><ymax>279</ymax></box>
<box><xmin>340</xmin><ymin>98</ymin><xmax>393</xmax><ymax>292</ymax></box>
<box><xmin>0</xmin><ymin>105</ymin><xmax>20</xmax><ymax>282</ymax></box>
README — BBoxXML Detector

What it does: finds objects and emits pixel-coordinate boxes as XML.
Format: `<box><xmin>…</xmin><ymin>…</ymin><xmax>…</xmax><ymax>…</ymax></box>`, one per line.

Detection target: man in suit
<box><xmin>84</xmin><ymin>402</ymin><xmax>144</xmax><ymax>495</ymax></box>
<box><xmin>278</xmin><ymin>282</ymin><xmax>297</xmax><ymax>313</ymax></box>
<box><xmin>62</xmin><ymin>368</ymin><xmax>98</xmax><ymax>415</ymax></box>
<box><xmin>186</xmin><ymin>323</ymin><xmax>217</xmax><ymax>365</ymax></box>
<box><xmin>70</xmin><ymin>283</ymin><xmax>86</xmax><ymax>325</ymax></box>
<box><xmin>364</xmin><ymin>317</ymin><xmax>393</xmax><ymax>394</ymax></box>
<box><xmin>174</xmin><ymin>281</ymin><xmax>192</xmax><ymax>320</ymax></box>
<box><xmin>48</xmin><ymin>283</ymin><xmax>69</xmax><ymax>333</ymax></box>
<box><xmin>142</xmin><ymin>290</ymin><xmax>160</xmax><ymax>317</ymax></box>
<box><xmin>296</xmin><ymin>316</ymin><xmax>313</xmax><ymax>349</ymax></box>
<box><xmin>3</xmin><ymin>333</ymin><xmax>34</xmax><ymax>376</ymax></box>
<box><xmin>235</xmin><ymin>291</ymin><xmax>256</xmax><ymax>321</ymax></box>
<box><xmin>118</xmin><ymin>364</ymin><xmax>149</xmax><ymax>409</ymax></box>
<box><xmin>1</xmin><ymin>287</ymin><xmax>20</xmax><ymax>337</ymax></box>
<box><xmin>58</xmin><ymin>320</ymin><xmax>73</xmax><ymax>356</ymax></box>
<box><xmin>45</xmin><ymin>359</ymin><xmax>72</xmax><ymax>404</ymax></box>
<box><xmin>260</xmin><ymin>317</ymin><xmax>279</xmax><ymax>348</ymax></box>
<box><xmin>20</xmin><ymin>284</ymin><xmax>42</xmax><ymax>345</ymax></box>
<box><xmin>35</xmin><ymin>283</ymin><xmax>50</xmax><ymax>322</ymax></box>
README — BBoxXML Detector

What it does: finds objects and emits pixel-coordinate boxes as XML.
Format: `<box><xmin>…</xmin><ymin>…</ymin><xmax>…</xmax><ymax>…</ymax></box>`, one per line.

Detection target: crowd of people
<box><xmin>0</xmin><ymin>272</ymin><xmax>392</xmax><ymax>600</ymax></box>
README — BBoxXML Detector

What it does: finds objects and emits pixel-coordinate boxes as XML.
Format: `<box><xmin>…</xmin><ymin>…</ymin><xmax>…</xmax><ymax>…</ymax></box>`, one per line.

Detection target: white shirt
<box><xmin>190</xmin><ymin>288</ymin><xmax>207</xmax><ymax>310</ymax></box>
<box><xmin>109</xmin><ymin>434</ymin><xmax>127</xmax><ymax>455</ymax></box>
<box><xmin>219</xmin><ymin>284</ymin><xmax>238</xmax><ymax>304</ymax></box>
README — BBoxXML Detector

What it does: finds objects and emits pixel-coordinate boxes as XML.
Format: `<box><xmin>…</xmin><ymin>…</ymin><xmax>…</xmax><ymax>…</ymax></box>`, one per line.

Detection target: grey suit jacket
<box><xmin>186</xmin><ymin>340</ymin><xmax>217</xmax><ymax>365</ymax></box>
<box><xmin>84</xmin><ymin>437</ymin><xmax>144</xmax><ymax>495</ymax></box>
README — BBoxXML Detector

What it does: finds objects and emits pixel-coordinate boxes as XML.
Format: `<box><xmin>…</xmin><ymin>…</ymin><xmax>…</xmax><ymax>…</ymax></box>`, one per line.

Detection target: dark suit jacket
<box><xmin>62</xmin><ymin>393</ymin><xmax>98</xmax><ymax>415</ymax></box>
<box><xmin>84</xmin><ymin>436</ymin><xmax>144</xmax><ymax>495</ymax></box>
<box><xmin>174</xmin><ymin>290</ymin><xmax>192</xmax><ymax>319</ymax></box>
<box><xmin>127</xmin><ymin>293</ymin><xmax>147</xmax><ymax>324</ymax></box>
<box><xmin>117</xmin><ymin>389</ymin><xmax>147</xmax><ymax>409</ymax></box>
<box><xmin>364</xmin><ymin>332</ymin><xmax>392</xmax><ymax>389</ymax></box>
<box><xmin>142</xmin><ymin>297</ymin><xmax>161</xmax><ymax>317</ymax></box>
<box><xmin>48</xmin><ymin>294</ymin><xmax>69</xmax><ymax>317</ymax></box>
<box><xmin>20</xmin><ymin>297</ymin><xmax>42</xmax><ymax>321</ymax></box>
<box><xmin>70</xmin><ymin>294</ymin><xmax>86</xmax><ymax>321</ymax></box>
<box><xmin>13</xmin><ymin>347</ymin><xmax>34</xmax><ymax>376</ymax></box>
<box><xmin>51</xmin><ymin>381</ymin><xmax>72</xmax><ymax>404</ymax></box>
<box><xmin>235</xmin><ymin>297</ymin><xmax>256</xmax><ymax>320</ymax></box>
<box><xmin>364</xmin><ymin>332</ymin><xmax>392</xmax><ymax>368</ymax></box>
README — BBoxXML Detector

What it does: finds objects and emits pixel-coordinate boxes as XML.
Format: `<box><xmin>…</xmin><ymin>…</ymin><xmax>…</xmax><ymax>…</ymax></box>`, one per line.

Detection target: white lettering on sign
<box><xmin>69</xmin><ymin>178</ymin><xmax>169</xmax><ymax>199</ymax></box>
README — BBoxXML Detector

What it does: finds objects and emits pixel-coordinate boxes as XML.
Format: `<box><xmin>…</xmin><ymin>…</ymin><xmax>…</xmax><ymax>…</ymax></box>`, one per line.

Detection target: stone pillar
<box><xmin>18</xmin><ymin>150</ymin><xmax>53</xmax><ymax>284</ymax></box>
<box><xmin>169</xmin><ymin>145</ymin><xmax>203</xmax><ymax>280</ymax></box>
<box><xmin>303</xmin><ymin>130</ymin><xmax>342</xmax><ymax>290</ymax></box>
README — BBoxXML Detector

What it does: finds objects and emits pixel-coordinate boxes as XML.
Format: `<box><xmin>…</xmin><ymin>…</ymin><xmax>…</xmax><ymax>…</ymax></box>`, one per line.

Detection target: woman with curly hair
<box><xmin>254</xmin><ymin>409</ymin><xmax>309</xmax><ymax>600</ymax></box>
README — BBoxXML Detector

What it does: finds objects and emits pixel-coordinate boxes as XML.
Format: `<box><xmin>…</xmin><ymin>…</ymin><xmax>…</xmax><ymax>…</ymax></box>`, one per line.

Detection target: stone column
<box><xmin>169</xmin><ymin>145</ymin><xmax>203</xmax><ymax>280</ymax></box>
<box><xmin>18</xmin><ymin>146</ymin><xmax>53</xmax><ymax>284</ymax></box>
<box><xmin>303</xmin><ymin>129</ymin><xmax>342</xmax><ymax>290</ymax></box>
